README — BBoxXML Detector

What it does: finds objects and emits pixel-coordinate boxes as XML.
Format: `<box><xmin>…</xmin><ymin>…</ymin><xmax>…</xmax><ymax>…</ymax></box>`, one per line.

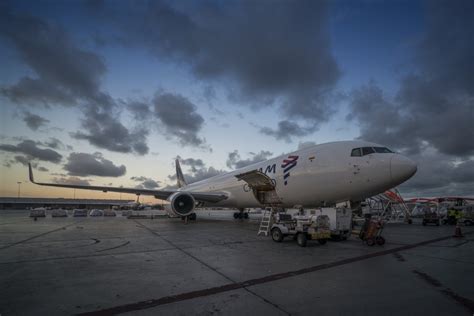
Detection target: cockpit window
<box><xmin>362</xmin><ymin>147</ymin><xmax>375</xmax><ymax>155</ymax></box>
<box><xmin>351</xmin><ymin>146</ymin><xmax>393</xmax><ymax>157</ymax></box>
<box><xmin>351</xmin><ymin>148</ymin><xmax>362</xmax><ymax>157</ymax></box>
<box><xmin>373</xmin><ymin>147</ymin><xmax>393</xmax><ymax>153</ymax></box>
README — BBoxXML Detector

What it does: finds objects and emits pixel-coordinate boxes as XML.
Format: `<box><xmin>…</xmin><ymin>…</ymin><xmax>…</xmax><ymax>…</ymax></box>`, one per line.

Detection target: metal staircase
<box><xmin>366</xmin><ymin>188</ymin><xmax>412</xmax><ymax>223</ymax></box>
<box><xmin>257</xmin><ymin>208</ymin><xmax>273</xmax><ymax>236</ymax></box>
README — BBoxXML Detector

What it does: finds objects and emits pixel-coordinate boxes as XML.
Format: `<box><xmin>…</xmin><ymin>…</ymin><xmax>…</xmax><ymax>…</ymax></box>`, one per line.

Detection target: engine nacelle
<box><xmin>164</xmin><ymin>192</ymin><xmax>195</xmax><ymax>217</ymax></box>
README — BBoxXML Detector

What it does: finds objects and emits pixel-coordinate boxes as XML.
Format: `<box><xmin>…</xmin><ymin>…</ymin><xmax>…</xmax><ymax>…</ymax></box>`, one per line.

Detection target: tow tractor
<box><xmin>270</xmin><ymin>213</ymin><xmax>331</xmax><ymax>247</ymax></box>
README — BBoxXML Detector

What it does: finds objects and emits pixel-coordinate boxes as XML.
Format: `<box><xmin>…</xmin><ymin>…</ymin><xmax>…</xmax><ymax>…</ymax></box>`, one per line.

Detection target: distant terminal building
<box><xmin>0</xmin><ymin>197</ymin><xmax>134</xmax><ymax>210</ymax></box>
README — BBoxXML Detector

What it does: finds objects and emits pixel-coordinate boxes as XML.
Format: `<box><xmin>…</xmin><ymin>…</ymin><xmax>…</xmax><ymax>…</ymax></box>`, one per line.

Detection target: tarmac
<box><xmin>0</xmin><ymin>209</ymin><xmax>473</xmax><ymax>316</ymax></box>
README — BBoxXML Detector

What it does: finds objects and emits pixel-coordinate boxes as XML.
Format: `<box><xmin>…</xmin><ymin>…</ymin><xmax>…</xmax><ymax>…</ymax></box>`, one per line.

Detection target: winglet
<box><xmin>28</xmin><ymin>163</ymin><xmax>35</xmax><ymax>183</ymax></box>
<box><xmin>175</xmin><ymin>159</ymin><xmax>187</xmax><ymax>188</ymax></box>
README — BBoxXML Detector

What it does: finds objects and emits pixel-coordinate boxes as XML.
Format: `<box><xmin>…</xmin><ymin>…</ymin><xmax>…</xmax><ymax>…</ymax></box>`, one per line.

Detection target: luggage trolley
<box><xmin>358</xmin><ymin>216</ymin><xmax>385</xmax><ymax>246</ymax></box>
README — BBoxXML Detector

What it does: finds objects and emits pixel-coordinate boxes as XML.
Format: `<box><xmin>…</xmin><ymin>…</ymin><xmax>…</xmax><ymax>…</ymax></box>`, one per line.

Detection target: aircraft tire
<box><xmin>271</xmin><ymin>228</ymin><xmax>284</xmax><ymax>242</ymax></box>
<box><xmin>233</xmin><ymin>212</ymin><xmax>239</xmax><ymax>219</ymax></box>
<box><xmin>296</xmin><ymin>233</ymin><xmax>307</xmax><ymax>247</ymax></box>
<box><xmin>244</xmin><ymin>212</ymin><xmax>249</xmax><ymax>219</ymax></box>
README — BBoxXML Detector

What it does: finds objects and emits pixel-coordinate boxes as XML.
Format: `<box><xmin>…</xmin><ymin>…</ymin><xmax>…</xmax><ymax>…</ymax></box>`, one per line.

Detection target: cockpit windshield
<box><xmin>351</xmin><ymin>147</ymin><xmax>393</xmax><ymax>156</ymax></box>
<box><xmin>373</xmin><ymin>147</ymin><xmax>393</xmax><ymax>153</ymax></box>
<box><xmin>362</xmin><ymin>147</ymin><xmax>375</xmax><ymax>155</ymax></box>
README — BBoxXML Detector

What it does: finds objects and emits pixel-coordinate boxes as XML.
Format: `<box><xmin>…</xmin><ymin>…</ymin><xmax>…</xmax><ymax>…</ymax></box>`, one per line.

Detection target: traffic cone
<box><xmin>453</xmin><ymin>223</ymin><xmax>464</xmax><ymax>238</ymax></box>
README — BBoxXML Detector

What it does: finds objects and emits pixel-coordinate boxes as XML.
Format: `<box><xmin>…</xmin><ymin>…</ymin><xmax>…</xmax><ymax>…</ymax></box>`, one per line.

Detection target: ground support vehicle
<box><xmin>89</xmin><ymin>209</ymin><xmax>104</xmax><ymax>217</ymax></box>
<box><xmin>422</xmin><ymin>211</ymin><xmax>440</xmax><ymax>226</ymax></box>
<box><xmin>29</xmin><ymin>208</ymin><xmax>46</xmax><ymax>218</ymax></box>
<box><xmin>308</xmin><ymin>207</ymin><xmax>352</xmax><ymax>240</ymax></box>
<box><xmin>453</xmin><ymin>205</ymin><xmax>474</xmax><ymax>226</ymax></box>
<box><xmin>270</xmin><ymin>213</ymin><xmax>331</xmax><ymax>247</ymax></box>
<box><xmin>357</xmin><ymin>218</ymin><xmax>385</xmax><ymax>246</ymax></box>
<box><xmin>73</xmin><ymin>209</ymin><xmax>88</xmax><ymax>217</ymax></box>
<box><xmin>459</xmin><ymin>216</ymin><xmax>473</xmax><ymax>226</ymax></box>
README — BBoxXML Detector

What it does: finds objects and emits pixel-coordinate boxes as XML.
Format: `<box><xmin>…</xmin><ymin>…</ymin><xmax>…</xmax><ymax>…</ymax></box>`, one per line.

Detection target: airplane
<box><xmin>28</xmin><ymin>140</ymin><xmax>417</xmax><ymax>220</ymax></box>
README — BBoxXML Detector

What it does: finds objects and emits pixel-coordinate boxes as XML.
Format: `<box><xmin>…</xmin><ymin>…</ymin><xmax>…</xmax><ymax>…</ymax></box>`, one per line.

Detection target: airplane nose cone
<box><xmin>390</xmin><ymin>155</ymin><xmax>417</xmax><ymax>184</ymax></box>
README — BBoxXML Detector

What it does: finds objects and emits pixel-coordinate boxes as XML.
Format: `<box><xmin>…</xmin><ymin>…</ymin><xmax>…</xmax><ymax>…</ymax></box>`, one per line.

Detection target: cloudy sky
<box><xmin>0</xmin><ymin>0</ymin><xmax>473</xmax><ymax>201</ymax></box>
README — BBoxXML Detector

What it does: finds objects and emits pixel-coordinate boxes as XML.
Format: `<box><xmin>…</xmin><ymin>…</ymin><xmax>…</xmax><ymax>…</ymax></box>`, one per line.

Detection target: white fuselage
<box><xmin>181</xmin><ymin>141</ymin><xmax>417</xmax><ymax>208</ymax></box>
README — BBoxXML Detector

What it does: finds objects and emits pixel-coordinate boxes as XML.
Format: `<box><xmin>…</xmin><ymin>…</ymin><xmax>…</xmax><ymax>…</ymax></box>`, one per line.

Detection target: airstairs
<box><xmin>257</xmin><ymin>209</ymin><xmax>274</xmax><ymax>236</ymax></box>
<box><xmin>366</xmin><ymin>188</ymin><xmax>412</xmax><ymax>223</ymax></box>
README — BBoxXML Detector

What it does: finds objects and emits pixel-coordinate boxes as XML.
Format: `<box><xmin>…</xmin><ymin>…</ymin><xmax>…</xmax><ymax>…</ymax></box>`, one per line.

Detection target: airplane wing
<box><xmin>28</xmin><ymin>163</ymin><xmax>227</xmax><ymax>203</ymax></box>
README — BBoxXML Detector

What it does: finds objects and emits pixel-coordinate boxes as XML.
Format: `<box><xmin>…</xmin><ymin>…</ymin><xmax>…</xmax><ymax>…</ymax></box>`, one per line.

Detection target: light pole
<box><xmin>17</xmin><ymin>181</ymin><xmax>22</xmax><ymax>198</ymax></box>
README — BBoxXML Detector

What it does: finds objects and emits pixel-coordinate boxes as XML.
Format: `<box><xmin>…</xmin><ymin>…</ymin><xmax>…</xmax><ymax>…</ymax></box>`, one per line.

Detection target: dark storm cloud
<box><xmin>153</xmin><ymin>93</ymin><xmax>206</xmax><ymax>147</ymax></box>
<box><xmin>175</xmin><ymin>156</ymin><xmax>205</xmax><ymax>173</ymax></box>
<box><xmin>0</xmin><ymin>140</ymin><xmax>62</xmax><ymax>163</ymax></box>
<box><xmin>126</xmin><ymin>100</ymin><xmax>153</xmax><ymax>121</ymax></box>
<box><xmin>131</xmin><ymin>176</ymin><xmax>160</xmax><ymax>189</ymax></box>
<box><xmin>13</xmin><ymin>155</ymin><xmax>29</xmax><ymax>166</ymax></box>
<box><xmin>167</xmin><ymin>156</ymin><xmax>224</xmax><ymax>187</ymax></box>
<box><xmin>118</xmin><ymin>0</ymin><xmax>339</xmax><ymax>130</ymax></box>
<box><xmin>53</xmin><ymin>176</ymin><xmax>91</xmax><ymax>186</ymax></box>
<box><xmin>72</xmin><ymin>104</ymin><xmax>149</xmax><ymax>155</ymax></box>
<box><xmin>22</xmin><ymin>111</ymin><xmax>50</xmax><ymax>130</ymax></box>
<box><xmin>0</xmin><ymin>8</ymin><xmax>151</xmax><ymax>155</ymax></box>
<box><xmin>182</xmin><ymin>166</ymin><xmax>223</xmax><ymax>184</ymax></box>
<box><xmin>64</xmin><ymin>152</ymin><xmax>126</xmax><ymax>177</ymax></box>
<box><xmin>226</xmin><ymin>150</ymin><xmax>273</xmax><ymax>169</ymax></box>
<box><xmin>260</xmin><ymin>121</ymin><xmax>316</xmax><ymax>143</ymax></box>
<box><xmin>399</xmin><ymin>151</ymin><xmax>474</xmax><ymax>197</ymax></box>
<box><xmin>2</xmin><ymin>77</ymin><xmax>77</xmax><ymax>107</ymax></box>
<box><xmin>43</xmin><ymin>137</ymin><xmax>72</xmax><ymax>151</ymax></box>
<box><xmin>348</xmin><ymin>1</ymin><xmax>474</xmax><ymax>157</ymax></box>
<box><xmin>0</xmin><ymin>9</ymin><xmax>107</xmax><ymax>106</ymax></box>
<box><xmin>347</xmin><ymin>83</ymin><xmax>412</xmax><ymax>152</ymax></box>
<box><xmin>3</xmin><ymin>156</ymin><xmax>38</xmax><ymax>169</ymax></box>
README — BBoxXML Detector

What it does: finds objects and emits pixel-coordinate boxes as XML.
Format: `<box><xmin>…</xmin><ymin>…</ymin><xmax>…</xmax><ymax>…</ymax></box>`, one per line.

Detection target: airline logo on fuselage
<box><xmin>258</xmin><ymin>164</ymin><xmax>276</xmax><ymax>175</ymax></box>
<box><xmin>281</xmin><ymin>155</ymin><xmax>299</xmax><ymax>185</ymax></box>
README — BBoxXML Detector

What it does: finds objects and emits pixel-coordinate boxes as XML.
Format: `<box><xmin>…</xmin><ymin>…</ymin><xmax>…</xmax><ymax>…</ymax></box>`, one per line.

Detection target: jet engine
<box><xmin>164</xmin><ymin>192</ymin><xmax>195</xmax><ymax>217</ymax></box>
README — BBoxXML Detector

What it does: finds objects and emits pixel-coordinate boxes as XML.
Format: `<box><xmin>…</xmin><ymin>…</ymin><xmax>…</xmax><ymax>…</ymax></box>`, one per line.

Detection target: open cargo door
<box><xmin>235</xmin><ymin>170</ymin><xmax>282</xmax><ymax>205</ymax></box>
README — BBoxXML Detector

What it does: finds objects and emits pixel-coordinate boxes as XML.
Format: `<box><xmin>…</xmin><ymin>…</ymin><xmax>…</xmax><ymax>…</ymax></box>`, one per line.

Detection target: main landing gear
<box><xmin>233</xmin><ymin>208</ymin><xmax>249</xmax><ymax>219</ymax></box>
<box><xmin>181</xmin><ymin>213</ymin><xmax>197</xmax><ymax>222</ymax></box>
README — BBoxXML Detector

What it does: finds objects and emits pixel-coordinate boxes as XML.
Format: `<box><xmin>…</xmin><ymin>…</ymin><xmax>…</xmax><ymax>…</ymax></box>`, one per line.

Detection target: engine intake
<box><xmin>165</xmin><ymin>192</ymin><xmax>195</xmax><ymax>217</ymax></box>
